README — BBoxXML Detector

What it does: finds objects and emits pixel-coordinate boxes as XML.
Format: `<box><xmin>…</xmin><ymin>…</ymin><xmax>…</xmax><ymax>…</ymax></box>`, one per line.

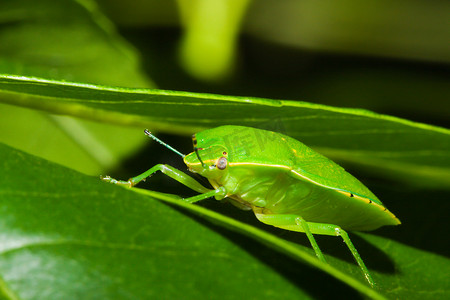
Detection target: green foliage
<box><xmin>0</xmin><ymin>140</ymin><xmax>447</xmax><ymax>300</ymax></box>
<box><xmin>0</xmin><ymin>143</ymin><xmax>376</xmax><ymax>299</ymax></box>
<box><xmin>0</xmin><ymin>0</ymin><xmax>449</xmax><ymax>299</ymax></box>
<box><xmin>1</xmin><ymin>75</ymin><xmax>449</xmax><ymax>188</ymax></box>
<box><xmin>0</xmin><ymin>75</ymin><xmax>449</xmax><ymax>299</ymax></box>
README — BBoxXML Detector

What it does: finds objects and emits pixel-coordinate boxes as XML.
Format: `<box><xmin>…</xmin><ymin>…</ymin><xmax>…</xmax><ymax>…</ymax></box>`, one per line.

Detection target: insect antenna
<box><xmin>194</xmin><ymin>146</ymin><xmax>206</xmax><ymax>168</ymax></box>
<box><xmin>192</xmin><ymin>134</ymin><xmax>206</xmax><ymax>168</ymax></box>
<box><xmin>144</xmin><ymin>129</ymin><xmax>186</xmax><ymax>158</ymax></box>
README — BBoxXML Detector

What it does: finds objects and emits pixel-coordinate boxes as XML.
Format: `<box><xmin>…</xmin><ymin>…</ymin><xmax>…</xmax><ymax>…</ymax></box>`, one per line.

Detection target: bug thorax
<box><xmin>183</xmin><ymin>144</ymin><xmax>229</xmax><ymax>180</ymax></box>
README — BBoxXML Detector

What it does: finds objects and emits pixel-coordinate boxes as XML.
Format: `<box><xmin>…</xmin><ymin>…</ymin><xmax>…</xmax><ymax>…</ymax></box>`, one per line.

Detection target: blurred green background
<box><xmin>97</xmin><ymin>0</ymin><xmax>449</xmax><ymax>126</ymax></box>
<box><xmin>0</xmin><ymin>1</ymin><xmax>449</xmax><ymax>298</ymax></box>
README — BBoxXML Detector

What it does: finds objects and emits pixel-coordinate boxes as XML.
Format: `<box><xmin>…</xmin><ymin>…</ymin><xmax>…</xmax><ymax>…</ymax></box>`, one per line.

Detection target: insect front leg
<box><xmin>101</xmin><ymin>164</ymin><xmax>211</xmax><ymax>193</ymax></box>
<box><xmin>254</xmin><ymin>212</ymin><xmax>374</xmax><ymax>287</ymax></box>
<box><xmin>102</xmin><ymin>164</ymin><xmax>227</xmax><ymax>203</ymax></box>
<box><xmin>182</xmin><ymin>187</ymin><xmax>227</xmax><ymax>203</ymax></box>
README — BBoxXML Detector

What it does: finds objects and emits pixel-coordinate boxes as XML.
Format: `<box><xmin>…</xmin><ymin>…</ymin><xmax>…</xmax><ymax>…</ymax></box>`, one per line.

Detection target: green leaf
<box><xmin>2</xmin><ymin>139</ymin><xmax>449</xmax><ymax>299</ymax></box>
<box><xmin>0</xmin><ymin>143</ymin><xmax>381</xmax><ymax>299</ymax></box>
<box><xmin>0</xmin><ymin>0</ymin><xmax>150</xmax><ymax>87</ymax></box>
<box><xmin>360</xmin><ymin>234</ymin><xmax>450</xmax><ymax>300</ymax></box>
<box><xmin>0</xmin><ymin>74</ymin><xmax>449</xmax><ymax>188</ymax></box>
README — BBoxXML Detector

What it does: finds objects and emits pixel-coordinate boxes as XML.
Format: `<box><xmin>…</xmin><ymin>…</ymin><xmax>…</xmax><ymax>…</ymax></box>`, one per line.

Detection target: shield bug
<box><xmin>102</xmin><ymin>125</ymin><xmax>400</xmax><ymax>287</ymax></box>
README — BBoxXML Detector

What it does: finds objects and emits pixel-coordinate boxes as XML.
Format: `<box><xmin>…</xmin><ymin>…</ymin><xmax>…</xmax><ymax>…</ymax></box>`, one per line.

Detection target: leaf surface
<box><xmin>0</xmin><ymin>143</ymin><xmax>380</xmax><ymax>299</ymax></box>
<box><xmin>0</xmin><ymin>75</ymin><xmax>449</xmax><ymax>187</ymax></box>
<box><xmin>1</xmin><ymin>141</ymin><xmax>449</xmax><ymax>299</ymax></box>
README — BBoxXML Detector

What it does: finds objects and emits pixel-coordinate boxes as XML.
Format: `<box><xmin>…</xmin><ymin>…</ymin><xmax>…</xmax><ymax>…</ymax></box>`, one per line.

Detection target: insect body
<box><xmin>102</xmin><ymin>125</ymin><xmax>400</xmax><ymax>287</ymax></box>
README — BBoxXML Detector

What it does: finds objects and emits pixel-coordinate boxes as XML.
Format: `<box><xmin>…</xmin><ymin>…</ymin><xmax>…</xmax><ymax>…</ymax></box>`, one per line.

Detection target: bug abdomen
<box><xmin>261</xmin><ymin>175</ymin><xmax>397</xmax><ymax>231</ymax></box>
<box><xmin>225</xmin><ymin>167</ymin><xmax>314</xmax><ymax>214</ymax></box>
<box><xmin>219</xmin><ymin>165</ymin><xmax>395</xmax><ymax>231</ymax></box>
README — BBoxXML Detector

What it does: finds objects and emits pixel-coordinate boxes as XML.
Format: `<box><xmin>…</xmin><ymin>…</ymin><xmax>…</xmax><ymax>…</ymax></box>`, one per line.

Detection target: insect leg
<box><xmin>101</xmin><ymin>164</ymin><xmax>210</xmax><ymax>193</ymax></box>
<box><xmin>336</xmin><ymin>228</ymin><xmax>375</xmax><ymax>287</ymax></box>
<box><xmin>307</xmin><ymin>224</ymin><xmax>374</xmax><ymax>287</ymax></box>
<box><xmin>254</xmin><ymin>213</ymin><xmax>326</xmax><ymax>263</ymax></box>
<box><xmin>254</xmin><ymin>212</ymin><xmax>374</xmax><ymax>287</ymax></box>
<box><xmin>182</xmin><ymin>187</ymin><xmax>227</xmax><ymax>203</ymax></box>
<box><xmin>296</xmin><ymin>216</ymin><xmax>327</xmax><ymax>263</ymax></box>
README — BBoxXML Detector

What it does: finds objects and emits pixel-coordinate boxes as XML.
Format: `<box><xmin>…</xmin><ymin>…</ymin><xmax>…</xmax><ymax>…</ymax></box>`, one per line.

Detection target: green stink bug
<box><xmin>102</xmin><ymin>125</ymin><xmax>400</xmax><ymax>287</ymax></box>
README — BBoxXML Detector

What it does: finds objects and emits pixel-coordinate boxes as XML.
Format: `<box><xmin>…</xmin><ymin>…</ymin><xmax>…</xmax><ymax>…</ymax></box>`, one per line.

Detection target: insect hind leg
<box><xmin>254</xmin><ymin>212</ymin><xmax>374</xmax><ymax>287</ymax></box>
<box><xmin>254</xmin><ymin>213</ymin><xmax>327</xmax><ymax>262</ymax></box>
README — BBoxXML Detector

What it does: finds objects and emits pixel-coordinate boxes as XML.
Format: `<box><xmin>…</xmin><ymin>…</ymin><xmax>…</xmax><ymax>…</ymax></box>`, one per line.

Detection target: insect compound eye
<box><xmin>217</xmin><ymin>157</ymin><xmax>227</xmax><ymax>170</ymax></box>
